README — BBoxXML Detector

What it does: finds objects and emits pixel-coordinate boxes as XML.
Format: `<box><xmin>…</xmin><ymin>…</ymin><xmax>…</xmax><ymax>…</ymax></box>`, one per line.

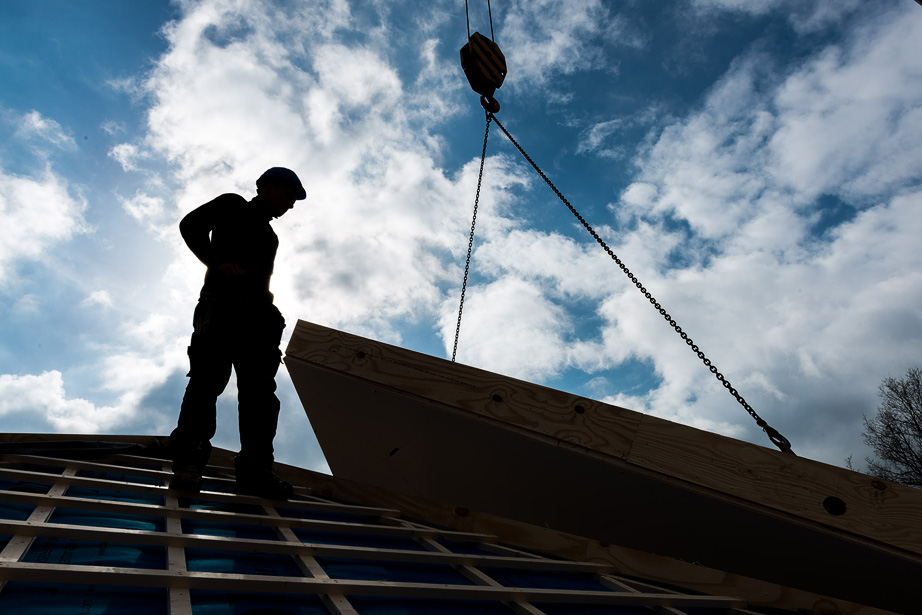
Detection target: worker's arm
<box><xmin>179</xmin><ymin>204</ymin><xmax>214</xmax><ymax>267</ymax></box>
<box><xmin>179</xmin><ymin>197</ymin><xmax>245</xmax><ymax>277</ymax></box>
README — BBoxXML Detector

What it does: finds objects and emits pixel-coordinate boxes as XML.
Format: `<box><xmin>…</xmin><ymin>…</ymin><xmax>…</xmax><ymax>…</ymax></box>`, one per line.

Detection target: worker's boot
<box><xmin>169</xmin><ymin>466</ymin><xmax>203</xmax><ymax>493</ymax></box>
<box><xmin>168</xmin><ymin>439</ymin><xmax>209</xmax><ymax>493</ymax></box>
<box><xmin>234</xmin><ymin>456</ymin><xmax>293</xmax><ymax>500</ymax></box>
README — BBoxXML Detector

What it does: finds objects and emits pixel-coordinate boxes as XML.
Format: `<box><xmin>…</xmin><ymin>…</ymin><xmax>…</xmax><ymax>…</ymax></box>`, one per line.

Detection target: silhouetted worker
<box><xmin>169</xmin><ymin>167</ymin><xmax>306</xmax><ymax>499</ymax></box>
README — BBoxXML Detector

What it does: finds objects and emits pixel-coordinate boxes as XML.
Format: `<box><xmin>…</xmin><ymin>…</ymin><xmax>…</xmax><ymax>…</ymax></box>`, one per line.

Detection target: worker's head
<box><xmin>256</xmin><ymin>167</ymin><xmax>306</xmax><ymax>218</ymax></box>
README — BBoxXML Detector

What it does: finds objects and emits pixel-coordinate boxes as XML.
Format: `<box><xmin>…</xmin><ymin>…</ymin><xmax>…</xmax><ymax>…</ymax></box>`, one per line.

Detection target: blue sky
<box><xmin>1</xmin><ymin>0</ymin><xmax>921</xmax><ymax>474</ymax></box>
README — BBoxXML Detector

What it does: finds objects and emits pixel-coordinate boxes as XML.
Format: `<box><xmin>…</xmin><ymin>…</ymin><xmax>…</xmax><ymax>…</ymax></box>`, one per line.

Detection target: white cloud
<box><xmin>11</xmin><ymin>294</ymin><xmax>40</xmax><ymax>314</ymax></box>
<box><xmin>129</xmin><ymin>0</ymin><xmax>535</xmax><ymax>350</ymax></box>
<box><xmin>120</xmin><ymin>191</ymin><xmax>167</xmax><ymax>225</ymax></box>
<box><xmin>768</xmin><ymin>11</ymin><xmax>922</xmax><ymax>202</ymax></box>
<box><xmin>82</xmin><ymin>290</ymin><xmax>114</xmax><ymax>309</ymax></box>
<box><xmin>690</xmin><ymin>0</ymin><xmax>864</xmax><ymax>32</ymax></box>
<box><xmin>13</xmin><ymin>110</ymin><xmax>77</xmax><ymax>151</ymax></box>
<box><xmin>0</xmin><ymin>167</ymin><xmax>89</xmax><ymax>284</ymax></box>
<box><xmin>109</xmin><ymin>143</ymin><xmax>149</xmax><ymax>172</ymax></box>
<box><xmin>0</xmin><ymin>371</ymin><xmax>128</xmax><ymax>433</ymax></box>
<box><xmin>599</xmin><ymin>4</ymin><xmax>922</xmax><ymax>459</ymax></box>
<box><xmin>499</xmin><ymin>0</ymin><xmax>631</xmax><ymax>88</ymax></box>
<box><xmin>101</xmin><ymin>120</ymin><xmax>126</xmax><ymax>136</ymax></box>
<box><xmin>444</xmin><ymin>275</ymin><xmax>569</xmax><ymax>381</ymax></box>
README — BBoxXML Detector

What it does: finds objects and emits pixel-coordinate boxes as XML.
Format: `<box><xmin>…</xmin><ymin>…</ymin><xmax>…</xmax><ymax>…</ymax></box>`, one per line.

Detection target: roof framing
<box><xmin>0</xmin><ymin>435</ymin><xmax>755</xmax><ymax>615</ymax></box>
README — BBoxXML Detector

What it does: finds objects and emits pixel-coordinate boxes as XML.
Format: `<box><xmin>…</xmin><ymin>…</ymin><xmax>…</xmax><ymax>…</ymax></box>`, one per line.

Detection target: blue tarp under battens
<box><xmin>0</xmin><ymin>478</ymin><xmax>52</xmax><ymax>494</ymax></box>
<box><xmin>75</xmin><ymin>469</ymin><xmax>162</xmax><ymax>486</ymax></box>
<box><xmin>293</xmin><ymin>528</ymin><xmax>425</xmax><ymax>551</ymax></box>
<box><xmin>481</xmin><ymin>567</ymin><xmax>608</xmax><ymax>592</ymax></box>
<box><xmin>185</xmin><ymin>548</ymin><xmax>303</xmax><ymax>577</ymax></box>
<box><xmin>48</xmin><ymin>507</ymin><xmax>166</xmax><ymax>532</ymax></box>
<box><xmin>347</xmin><ymin>597</ymin><xmax>515</xmax><ymax>614</ymax></box>
<box><xmin>182</xmin><ymin>518</ymin><xmax>279</xmax><ymax>540</ymax></box>
<box><xmin>317</xmin><ymin>557</ymin><xmax>473</xmax><ymax>585</ymax></box>
<box><xmin>275</xmin><ymin>505</ymin><xmax>377</xmax><ymax>525</ymax></box>
<box><xmin>65</xmin><ymin>485</ymin><xmax>164</xmax><ymax>506</ymax></box>
<box><xmin>536</xmin><ymin>605</ymin><xmax>668</xmax><ymax>615</ymax></box>
<box><xmin>0</xmin><ymin>582</ymin><xmax>165</xmax><ymax>615</ymax></box>
<box><xmin>22</xmin><ymin>536</ymin><xmax>164</xmax><ymax>569</ymax></box>
<box><xmin>437</xmin><ymin>540</ymin><xmax>505</xmax><ymax>557</ymax></box>
<box><xmin>190</xmin><ymin>590</ymin><xmax>327</xmax><ymax>614</ymax></box>
<box><xmin>0</xmin><ymin>502</ymin><xmax>34</xmax><ymax>521</ymax></box>
<box><xmin>187</xmin><ymin>499</ymin><xmax>265</xmax><ymax>515</ymax></box>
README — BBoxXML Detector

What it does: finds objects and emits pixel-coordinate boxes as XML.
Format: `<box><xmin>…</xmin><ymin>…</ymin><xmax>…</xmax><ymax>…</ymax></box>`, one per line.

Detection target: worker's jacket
<box><xmin>180</xmin><ymin>193</ymin><xmax>279</xmax><ymax>303</ymax></box>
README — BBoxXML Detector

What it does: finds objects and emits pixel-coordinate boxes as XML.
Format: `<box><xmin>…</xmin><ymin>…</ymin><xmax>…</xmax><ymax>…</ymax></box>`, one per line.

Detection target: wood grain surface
<box><xmin>286</xmin><ymin>320</ymin><xmax>922</xmax><ymax>559</ymax></box>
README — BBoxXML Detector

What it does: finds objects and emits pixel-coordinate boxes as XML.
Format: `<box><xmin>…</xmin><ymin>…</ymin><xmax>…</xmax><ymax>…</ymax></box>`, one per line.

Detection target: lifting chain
<box><xmin>487</xmin><ymin>113</ymin><xmax>795</xmax><ymax>455</ymax></box>
<box><xmin>452</xmin><ymin>111</ymin><xmax>493</xmax><ymax>363</ymax></box>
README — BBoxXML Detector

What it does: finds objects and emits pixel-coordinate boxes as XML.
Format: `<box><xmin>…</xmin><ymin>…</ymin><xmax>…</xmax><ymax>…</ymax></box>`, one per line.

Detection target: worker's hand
<box><xmin>214</xmin><ymin>263</ymin><xmax>246</xmax><ymax>278</ymax></box>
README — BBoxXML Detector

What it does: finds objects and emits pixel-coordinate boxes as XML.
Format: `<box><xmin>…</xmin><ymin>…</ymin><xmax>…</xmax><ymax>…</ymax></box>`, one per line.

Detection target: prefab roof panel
<box><xmin>285</xmin><ymin>319</ymin><xmax>922</xmax><ymax>614</ymax></box>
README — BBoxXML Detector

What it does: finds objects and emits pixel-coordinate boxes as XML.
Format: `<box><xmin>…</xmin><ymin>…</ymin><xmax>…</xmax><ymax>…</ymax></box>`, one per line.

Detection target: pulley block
<box><xmin>460</xmin><ymin>31</ymin><xmax>506</xmax><ymax>112</ymax></box>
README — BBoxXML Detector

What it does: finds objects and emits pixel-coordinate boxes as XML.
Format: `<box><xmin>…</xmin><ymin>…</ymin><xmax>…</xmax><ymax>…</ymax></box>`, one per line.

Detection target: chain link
<box><xmin>488</xmin><ymin>113</ymin><xmax>793</xmax><ymax>454</ymax></box>
<box><xmin>453</xmin><ymin>111</ymin><xmax>493</xmax><ymax>363</ymax></box>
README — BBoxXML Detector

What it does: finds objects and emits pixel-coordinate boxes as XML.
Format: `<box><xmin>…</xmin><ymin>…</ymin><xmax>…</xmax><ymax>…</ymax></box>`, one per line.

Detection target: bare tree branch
<box><xmin>862</xmin><ymin>367</ymin><xmax>922</xmax><ymax>488</ymax></box>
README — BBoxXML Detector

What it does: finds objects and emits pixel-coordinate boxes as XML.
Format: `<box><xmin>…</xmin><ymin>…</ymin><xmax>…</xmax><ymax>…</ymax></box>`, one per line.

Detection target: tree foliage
<box><xmin>863</xmin><ymin>367</ymin><xmax>922</xmax><ymax>488</ymax></box>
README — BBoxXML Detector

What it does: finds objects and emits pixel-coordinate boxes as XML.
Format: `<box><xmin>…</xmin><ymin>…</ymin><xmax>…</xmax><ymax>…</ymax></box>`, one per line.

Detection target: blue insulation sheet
<box><xmin>22</xmin><ymin>536</ymin><xmax>164</xmax><ymax>569</ymax></box>
<box><xmin>65</xmin><ymin>485</ymin><xmax>164</xmax><ymax>506</ymax></box>
<box><xmin>75</xmin><ymin>469</ymin><xmax>162</xmax><ymax>486</ymax></box>
<box><xmin>293</xmin><ymin>528</ymin><xmax>425</xmax><ymax>551</ymax></box>
<box><xmin>185</xmin><ymin>548</ymin><xmax>303</xmax><ymax>577</ymax></box>
<box><xmin>0</xmin><ymin>582</ymin><xmax>165</xmax><ymax>615</ymax></box>
<box><xmin>536</xmin><ymin>605</ymin><xmax>679</xmax><ymax>615</ymax></box>
<box><xmin>48</xmin><ymin>507</ymin><xmax>165</xmax><ymax>532</ymax></box>
<box><xmin>348</xmin><ymin>597</ymin><xmax>514</xmax><ymax>615</ymax></box>
<box><xmin>182</xmin><ymin>518</ymin><xmax>279</xmax><ymax>540</ymax></box>
<box><xmin>480</xmin><ymin>567</ymin><xmax>608</xmax><ymax>591</ymax></box>
<box><xmin>0</xmin><ymin>478</ymin><xmax>52</xmax><ymax>494</ymax></box>
<box><xmin>316</xmin><ymin>557</ymin><xmax>472</xmax><ymax>585</ymax></box>
<box><xmin>190</xmin><ymin>589</ymin><xmax>327</xmax><ymax>614</ymax></box>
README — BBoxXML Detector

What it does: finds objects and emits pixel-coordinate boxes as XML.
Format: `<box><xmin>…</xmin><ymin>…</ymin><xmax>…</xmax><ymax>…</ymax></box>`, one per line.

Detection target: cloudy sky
<box><xmin>1</xmin><ymin>0</ymin><xmax>920</xmax><ymax>474</ymax></box>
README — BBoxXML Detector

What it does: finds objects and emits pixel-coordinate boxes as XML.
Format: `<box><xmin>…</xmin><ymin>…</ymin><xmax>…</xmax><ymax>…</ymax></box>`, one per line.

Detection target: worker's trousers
<box><xmin>170</xmin><ymin>296</ymin><xmax>285</xmax><ymax>473</ymax></box>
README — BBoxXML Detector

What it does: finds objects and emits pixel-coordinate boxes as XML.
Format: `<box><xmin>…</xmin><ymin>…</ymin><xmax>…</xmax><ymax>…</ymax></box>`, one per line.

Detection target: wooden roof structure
<box><xmin>285</xmin><ymin>319</ymin><xmax>922</xmax><ymax>615</ymax></box>
<box><xmin>0</xmin><ymin>433</ymin><xmax>763</xmax><ymax>614</ymax></box>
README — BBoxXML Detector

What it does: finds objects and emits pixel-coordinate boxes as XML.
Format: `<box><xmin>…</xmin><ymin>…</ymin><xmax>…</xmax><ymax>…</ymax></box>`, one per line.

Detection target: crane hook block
<box><xmin>461</xmin><ymin>32</ymin><xmax>506</xmax><ymax>111</ymax></box>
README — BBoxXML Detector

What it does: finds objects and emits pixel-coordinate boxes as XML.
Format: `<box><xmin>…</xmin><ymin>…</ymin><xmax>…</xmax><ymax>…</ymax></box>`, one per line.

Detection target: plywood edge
<box><xmin>286</xmin><ymin>320</ymin><xmax>643</xmax><ymax>458</ymax></box>
<box><xmin>285</xmin><ymin>320</ymin><xmax>922</xmax><ymax>558</ymax></box>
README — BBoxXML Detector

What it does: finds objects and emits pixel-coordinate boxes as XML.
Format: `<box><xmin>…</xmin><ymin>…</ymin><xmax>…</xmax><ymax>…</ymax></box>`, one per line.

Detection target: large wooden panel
<box><xmin>285</xmin><ymin>320</ymin><xmax>922</xmax><ymax>614</ymax></box>
<box><xmin>286</xmin><ymin>320</ymin><xmax>922</xmax><ymax>554</ymax></box>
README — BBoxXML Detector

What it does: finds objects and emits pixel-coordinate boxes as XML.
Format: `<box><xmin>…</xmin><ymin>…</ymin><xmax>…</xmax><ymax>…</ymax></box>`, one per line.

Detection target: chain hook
<box><xmin>480</xmin><ymin>95</ymin><xmax>500</xmax><ymax>113</ymax></box>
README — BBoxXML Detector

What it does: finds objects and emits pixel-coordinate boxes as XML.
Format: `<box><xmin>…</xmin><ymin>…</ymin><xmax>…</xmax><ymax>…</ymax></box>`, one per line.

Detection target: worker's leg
<box><xmin>233</xmin><ymin>303</ymin><xmax>291</xmax><ymax>498</ymax></box>
<box><xmin>170</xmin><ymin>299</ymin><xmax>232</xmax><ymax>489</ymax></box>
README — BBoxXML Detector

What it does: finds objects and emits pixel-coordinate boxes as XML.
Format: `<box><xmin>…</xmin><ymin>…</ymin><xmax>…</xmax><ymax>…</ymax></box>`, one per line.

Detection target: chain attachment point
<box><xmin>480</xmin><ymin>95</ymin><xmax>500</xmax><ymax>113</ymax></box>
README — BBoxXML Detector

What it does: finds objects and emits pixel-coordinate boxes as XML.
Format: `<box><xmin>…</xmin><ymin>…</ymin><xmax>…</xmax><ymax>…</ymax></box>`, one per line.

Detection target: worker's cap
<box><xmin>256</xmin><ymin>167</ymin><xmax>307</xmax><ymax>200</ymax></box>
